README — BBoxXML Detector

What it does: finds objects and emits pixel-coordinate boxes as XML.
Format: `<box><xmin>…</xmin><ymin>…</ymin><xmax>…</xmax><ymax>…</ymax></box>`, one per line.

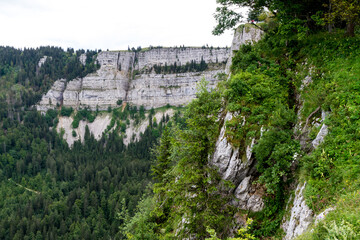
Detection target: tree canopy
<box><xmin>213</xmin><ymin>0</ymin><xmax>359</xmax><ymax>36</ymax></box>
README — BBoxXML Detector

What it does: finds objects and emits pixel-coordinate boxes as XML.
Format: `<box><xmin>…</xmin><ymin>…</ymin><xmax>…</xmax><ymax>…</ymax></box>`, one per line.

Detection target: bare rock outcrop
<box><xmin>56</xmin><ymin>114</ymin><xmax>112</xmax><ymax>146</ymax></box>
<box><xmin>79</xmin><ymin>53</ymin><xmax>87</xmax><ymax>65</ymax></box>
<box><xmin>225</xmin><ymin>25</ymin><xmax>263</xmax><ymax>74</ymax></box>
<box><xmin>38</xmin><ymin>56</ymin><xmax>48</xmax><ymax>68</ymax></box>
<box><xmin>37</xmin><ymin>79</ymin><xmax>66</xmax><ymax>111</ymax></box>
<box><xmin>282</xmin><ymin>182</ymin><xmax>314</xmax><ymax>240</ymax></box>
<box><xmin>38</xmin><ymin>48</ymin><xmax>229</xmax><ymax>112</ymax></box>
<box><xmin>211</xmin><ymin>112</ymin><xmax>264</xmax><ymax>212</ymax></box>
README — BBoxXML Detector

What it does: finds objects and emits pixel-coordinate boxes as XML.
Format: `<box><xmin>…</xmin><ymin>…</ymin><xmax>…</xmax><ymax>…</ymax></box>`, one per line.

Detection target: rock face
<box><xmin>38</xmin><ymin>56</ymin><xmax>48</xmax><ymax>68</ymax></box>
<box><xmin>282</xmin><ymin>182</ymin><xmax>314</xmax><ymax>240</ymax></box>
<box><xmin>128</xmin><ymin>71</ymin><xmax>222</xmax><ymax>109</ymax></box>
<box><xmin>225</xmin><ymin>25</ymin><xmax>263</xmax><ymax>74</ymax></box>
<box><xmin>136</xmin><ymin>48</ymin><xmax>228</xmax><ymax>70</ymax></box>
<box><xmin>79</xmin><ymin>53</ymin><xmax>87</xmax><ymax>65</ymax></box>
<box><xmin>123</xmin><ymin>108</ymin><xmax>175</xmax><ymax>145</ymax></box>
<box><xmin>37</xmin><ymin>48</ymin><xmax>229</xmax><ymax>112</ymax></box>
<box><xmin>56</xmin><ymin>114</ymin><xmax>112</xmax><ymax>146</ymax></box>
<box><xmin>312</xmin><ymin>111</ymin><xmax>329</xmax><ymax>148</ymax></box>
<box><xmin>211</xmin><ymin>112</ymin><xmax>264</xmax><ymax>212</ymax></box>
<box><xmin>37</xmin><ymin>79</ymin><xmax>67</xmax><ymax>111</ymax></box>
<box><xmin>209</xmin><ymin>26</ymin><xmax>265</xmax><ymax>213</ymax></box>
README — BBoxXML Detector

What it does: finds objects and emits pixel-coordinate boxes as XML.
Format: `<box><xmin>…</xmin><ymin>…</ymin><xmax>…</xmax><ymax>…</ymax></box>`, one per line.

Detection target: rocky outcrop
<box><xmin>123</xmin><ymin>108</ymin><xmax>175</xmax><ymax>145</ymax></box>
<box><xmin>209</xmin><ymin>26</ymin><xmax>265</xmax><ymax>213</ymax></box>
<box><xmin>37</xmin><ymin>48</ymin><xmax>229</xmax><ymax>112</ymax></box>
<box><xmin>56</xmin><ymin>113</ymin><xmax>112</xmax><ymax>146</ymax></box>
<box><xmin>312</xmin><ymin>111</ymin><xmax>329</xmax><ymax>148</ymax></box>
<box><xmin>79</xmin><ymin>53</ymin><xmax>87</xmax><ymax>65</ymax></box>
<box><xmin>38</xmin><ymin>56</ymin><xmax>48</xmax><ymax>68</ymax></box>
<box><xmin>37</xmin><ymin>79</ymin><xmax>66</xmax><ymax>111</ymax></box>
<box><xmin>128</xmin><ymin>70</ymin><xmax>222</xmax><ymax>109</ymax></box>
<box><xmin>282</xmin><ymin>182</ymin><xmax>314</xmax><ymax>240</ymax></box>
<box><xmin>209</xmin><ymin>25</ymin><xmax>264</xmax><ymax>213</ymax></box>
<box><xmin>211</xmin><ymin>112</ymin><xmax>264</xmax><ymax>212</ymax></box>
<box><xmin>225</xmin><ymin>25</ymin><xmax>263</xmax><ymax>74</ymax></box>
<box><xmin>136</xmin><ymin>48</ymin><xmax>228</xmax><ymax>70</ymax></box>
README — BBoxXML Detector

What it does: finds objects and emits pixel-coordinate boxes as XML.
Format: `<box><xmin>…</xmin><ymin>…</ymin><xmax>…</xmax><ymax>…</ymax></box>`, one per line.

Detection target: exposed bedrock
<box><xmin>37</xmin><ymin>48</ymin><xmax>230</xmax><ymax>112</ymax></box>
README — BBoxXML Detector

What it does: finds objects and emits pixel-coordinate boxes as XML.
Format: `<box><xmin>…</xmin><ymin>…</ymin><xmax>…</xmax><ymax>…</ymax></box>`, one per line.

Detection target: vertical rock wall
<box><xmin>37</xmin><ymin>47</ymin><xmax>229</xmax><ymax>112</ymax></box>
<box><xmin>210</xmin><ymin>26</ymin><xmax>265</xmax><ymax>213</ymax></box>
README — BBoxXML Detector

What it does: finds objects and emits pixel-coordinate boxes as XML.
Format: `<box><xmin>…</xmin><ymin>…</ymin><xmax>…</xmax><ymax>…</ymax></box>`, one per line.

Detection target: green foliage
<box><xmin>254</xmin><ymin>105</ymin><xmax>299</xmax><ymax>194</ymax></box>
<box><xmin>72</xmin><ymin>108</ymin><xmax>96</xmax><ymax>128</ymax></box>
<box><xmin>213</xmin><ymin>0</ymin><xmax>327</xmax><ymax>36</ymax></box>
<box><xmin>60</xmin><ymin>106</ymin><xmax>73</xmax><ymax>117</ymax></box>
<box><xmin>224</xmin><ymin>40</ymin><xmax>298</xmax><ymax>201</ymax></box>
<box><xmin>0</xmin><ymin>107</ymin><xmax>166</xmax><ymax>239</ymax></box>
<box><xmin>324</xmin><ymin>0</ymin><xmax>360</xmax><ymax>36</ymax></box>
<box><xmin>205</xmin><ymin>218</ymin><xmax>256</xmax><ymax>240</ymax></box>
<box><xmin>297</xmin><ymin>191</ymin><xmax>360</xmax><ymax>240</ymax></box>
<box><xmin>232</xmin><ymin>218</ymin><xmax>256</xmax><ymax>240</ymax></box>
<box><xmin>297</xmin><ymin>33</ymin><xmax>360</xmax><ymax>213</ymax></box>
<box><xmin>121</xmin><ymin>196</ymin><xmax>159</xmax><ymax>240</ymax></box>
<box><xmin>150</xmin><ymin>58</ymin><xmax>210</xmax><ymax>74</ymax></box>
<box><xmin>135</xmin><ymin>79</ymin><xmax>236</xmax><ymax>239</ymax></box>
<box><xmin>45</xmin><ymin>109</ymin><xmax>58</xmax><ymax>127</ymax></box>
<box><xmin>117</xmin><ymin>99</ymin><xmax>123</xmax><ymax>106</ymax></box>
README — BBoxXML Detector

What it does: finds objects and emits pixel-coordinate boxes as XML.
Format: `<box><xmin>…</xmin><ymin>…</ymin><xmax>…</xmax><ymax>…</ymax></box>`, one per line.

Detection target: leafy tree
<box><xmin>324</xmin><ymin>0</ymin><xmax>360</xmax><ymax>36</ymax></box>
<box><xmin>213</xmin><ymin>0</ymin><xmax>327</xmax><ymax>36</ymax></box>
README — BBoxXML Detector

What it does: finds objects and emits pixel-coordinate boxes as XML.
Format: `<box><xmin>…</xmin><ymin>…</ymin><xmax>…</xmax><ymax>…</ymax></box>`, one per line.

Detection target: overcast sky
<box><xmin>0</xmin><ymin>0</ymin><xmax>247</xmax><ymax>51</ymax></box>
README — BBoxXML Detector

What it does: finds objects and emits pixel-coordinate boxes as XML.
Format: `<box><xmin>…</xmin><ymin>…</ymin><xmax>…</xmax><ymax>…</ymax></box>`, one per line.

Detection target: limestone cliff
<box><xmin>37</xmin><ymin>48</ymin><xmax>229</xmax><ymax>112</ymax></box>
<box><xmin>225</xmin><ymin>25</ymin><xmax>263</xmax><ymax>75</ymax></box>
<box><xmin>210</xmin><ymin>26</ymin><xmax>265</xmax><ymax>214</ymax></box>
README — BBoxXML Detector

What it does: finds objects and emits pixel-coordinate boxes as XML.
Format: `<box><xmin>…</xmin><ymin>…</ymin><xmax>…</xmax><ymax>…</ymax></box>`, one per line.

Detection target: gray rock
<box><xmin>211</xmin><ymin>112</ymin><xmax>254</xmax><ymax>185</ymax></box>
<box><xmin>315</xmin><ymin>206</ymin><xmax>335</xmax><ymax>224</ymax></box>
<box><xmin>79</xmin><ymin>53</ymin><xmax>87</xmax><ymax>65</ymax></box>
<box><xmin>127</xmin><ymin>70</ymin><xmax>223</xmax><ymax>109</ymax></box>
<box><xmin>247</xmin><ymin>194</ymin><xmax>264</xmax><ymax>212</ymax></box>
<box><xmin>235</xmin><ymin>176</ymin><xmax>251</xmax><ymax>197</ymax></box>
<box><xmin>37</xmin><ymin>79</ymin><xmax>66</xmax><ymax>112</ymax></box>
<box><xmin>137</xmin><ymin>48</ymin><xmax>229</xmax><ymax>70</ymax></box>
<box><xmin>38</xmin><ymin>48</ymin><xmax>229</xmax><ymax>111</ymax></box>
<box><xmin>282</xmin><ymin>182</ymin><xmax>313</xmax><ymax>240</ymax></box>
<box><xmin>312</xmin><ymin>111</ymin><xmax>329</xmax><ymax>149</ymax></box>
<box><xmin>211</xmin><ymin>112</ymin><xmax>235</xmax><ymax>175</ymax></box>
<box><xmin>225</xmin><ymin>26</ymin><xmax>263</xmax><ymax>75</ymax></box>
<box><xmin>38</xmin><ymin>56</ymin><xmax>48</xmax><ymax>68</ymax></box>
<box><xmin>211</xmin><ymin>112</ymin><xmax>263</xmax><ymax>212</ymax></box>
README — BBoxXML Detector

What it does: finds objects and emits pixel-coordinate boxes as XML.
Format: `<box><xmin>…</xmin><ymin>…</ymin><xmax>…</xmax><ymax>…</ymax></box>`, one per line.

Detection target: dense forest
<box><xmin>0</xmin><ymin>46</ymin><xmax>181</xmax><ymax>239</ymax></box>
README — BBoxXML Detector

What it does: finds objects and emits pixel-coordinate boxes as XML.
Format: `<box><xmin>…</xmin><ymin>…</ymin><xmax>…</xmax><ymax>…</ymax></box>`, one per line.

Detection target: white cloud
<box><xmin>0</xmin><ymin>0</ymin><xmax>240</xmax><ymax>50</ymax></box>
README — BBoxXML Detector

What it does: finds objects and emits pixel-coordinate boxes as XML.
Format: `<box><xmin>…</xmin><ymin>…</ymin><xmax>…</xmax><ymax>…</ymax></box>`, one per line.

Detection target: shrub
<box><xmin>60</xmin><ymin>107</ymin><xmax>73</xmax><ymax>117</ymax></box>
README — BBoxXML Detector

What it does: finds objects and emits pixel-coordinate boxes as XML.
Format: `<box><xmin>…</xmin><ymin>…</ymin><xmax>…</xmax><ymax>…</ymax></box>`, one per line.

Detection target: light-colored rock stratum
<box><xmin>37</xmin><ymin>47</ymin><xmax>229</xmax><ymax>112</ymax></box>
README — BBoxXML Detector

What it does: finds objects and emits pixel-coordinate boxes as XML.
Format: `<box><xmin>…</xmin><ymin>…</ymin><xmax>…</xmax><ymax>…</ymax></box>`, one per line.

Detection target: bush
<box><xmin>60</xmin><ymin>107</ymin><xmax>73</xmax><ymax>117</ymax></box>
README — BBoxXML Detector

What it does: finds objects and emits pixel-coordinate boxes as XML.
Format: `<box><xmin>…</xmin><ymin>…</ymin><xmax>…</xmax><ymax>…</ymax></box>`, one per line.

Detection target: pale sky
<box><xmin>0</xmin><ymin>0</ymin><xmax>246</xmax><ymax>51</ymax></box>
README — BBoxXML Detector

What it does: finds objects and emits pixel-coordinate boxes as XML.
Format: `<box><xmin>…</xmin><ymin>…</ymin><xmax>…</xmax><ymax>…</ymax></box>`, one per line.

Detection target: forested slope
<box><xmin>1</xmin><ymin>0</ymin><xmax>360</xmax><ymax>239</ymax></box>
<box><xmin>0</xmin><ymin>46</ymin><xmax>177</xmax><ymax>239</ymax></box>
<box><xmin>122</xmin><ymin>1</ymin><xmax>360</xmax><ymax>239</ymax></box>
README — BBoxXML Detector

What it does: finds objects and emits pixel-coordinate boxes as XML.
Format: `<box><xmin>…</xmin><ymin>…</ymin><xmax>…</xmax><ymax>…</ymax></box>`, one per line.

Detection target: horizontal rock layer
<box><xmin>37</xmin><ymin>47</ymin><xmax>230</xmax><ymax>111</ymax></box>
